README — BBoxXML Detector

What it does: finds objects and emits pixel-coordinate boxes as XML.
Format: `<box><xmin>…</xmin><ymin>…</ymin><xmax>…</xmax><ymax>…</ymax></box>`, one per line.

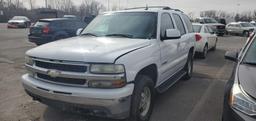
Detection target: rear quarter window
<box><xmin>182</xmin><ymin>14</ymin><xmax>193</xmax><ymax>33</ymax></box>
<box><xmin>192</xmin><ymin>25</ymin><xmax>202</xmax><ymax>33</ymax></box>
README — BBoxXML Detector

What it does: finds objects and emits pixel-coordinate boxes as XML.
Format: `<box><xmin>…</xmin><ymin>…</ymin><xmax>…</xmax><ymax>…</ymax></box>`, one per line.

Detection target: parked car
<box><xmin>222</xmin><ymin>32</ymin><xmax>256</xmax><ymax>121</ymax></box>
<box><xmin>226</xmin><ymin>22</ymin><xmax>256</xmax><ymax>37</ymax></box>
<box><xmin>192</xmin><ymin>23</ymin><xmax>218</xmax><ymax>58</ymax></box>
<box><xmin>22</xmin><ymin>6</ymin><xmax>195</xmax><ymax>121</ymax></box>
<box><xmin>7</xmin><ymin>16</ymin><xmax>31</xmax><ymax>28</ymax></box>
<box><xmin>250</xmin><ymin>21</ymin><xmax>256</xmax><ymax>26</ymax></box>
<box><xmin>195</xmin><ymin>17</ymin><xmax>226</xmax><ymax>36</ymax></box>
<box><xmin>28</xmin><ymin>18</ymin><xmax>86</xmax><ymax>45</ymax></box>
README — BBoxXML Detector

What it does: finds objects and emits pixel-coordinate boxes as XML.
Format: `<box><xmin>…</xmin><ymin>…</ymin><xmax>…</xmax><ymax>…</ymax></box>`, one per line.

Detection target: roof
<box><xmin>103</xmin><ymin>6</ymin><xmax>184</xmax><ymax>14</ymax></box>
<box><xmin>39</xmin><ymin>18</ymin><xmax>70</xmax><ymax>21</ymax></box>
<box><xmin>192</xmin><ymin>23</ymin><xmax>203</xmax><ymax>26</ymax></box>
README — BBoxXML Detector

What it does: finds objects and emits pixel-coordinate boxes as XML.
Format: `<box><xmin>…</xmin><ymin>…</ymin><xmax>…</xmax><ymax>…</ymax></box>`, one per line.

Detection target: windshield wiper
<box><xmin>105</xmin><ymin>34</ymin><xmax>133</xmax><ymax>38</ymax></box>
<box><xmin>242</xmin><ymin>61</ymin><xmax>256</xmax><ymax>66</ymax></box>
<box><xmin>80</xmin><ymin>33</ymin><xmax>98</xmax><ymax>37</ymax></box>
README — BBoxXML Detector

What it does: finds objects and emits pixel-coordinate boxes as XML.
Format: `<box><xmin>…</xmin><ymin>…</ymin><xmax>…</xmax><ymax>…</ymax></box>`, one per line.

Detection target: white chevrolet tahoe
<box><xmin>22</xmin><ymin>6</ymin><xmax>195</xmax><ymax>121</ymax></box>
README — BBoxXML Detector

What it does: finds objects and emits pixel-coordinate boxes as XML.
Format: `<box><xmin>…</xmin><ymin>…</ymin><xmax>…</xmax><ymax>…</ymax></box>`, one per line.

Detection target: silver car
<box><xmin>226</xmin><ymin>22</ymin><xmax>256</xmax><ymax>37</ymax></box>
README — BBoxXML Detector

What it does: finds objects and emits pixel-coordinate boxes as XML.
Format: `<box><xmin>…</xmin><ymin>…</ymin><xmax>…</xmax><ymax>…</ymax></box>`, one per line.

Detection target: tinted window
<box><xmin>243</xmin><ymin>38</ymin><xmax>256</xmax><ymax>63</ymax></box>
<box><xmin>182</xmin><ymin>14</ymin><xmax>193</xmax><ymax>33</ymax></box>
<box><xmin>204</xmin><ymin>18</ymin><xmax>218</xmax><ymax>23</ymax></box>
<box><xmin>34</xmin><ymin>21</ymin><xmax>50</xmax><ymax>27</ymax></box>
<box><xmin>241</xmin><ymin>23</ymin><xmax>254</xmax><ymax>27</ymax></box>
<box><xmin>82</xmin><ymin>12</ymin><xmax>157</xmax><ymax>39</ymax></box>
<box><xmin>160</xmin><ymin>13</ymin><xmax>174</xmax><ymax>38</ymax></box>
<box><xmin>192</xmin><ymin>25</ymin><xmax>202</xmax><ymax>33</ymax></box>
<box><xmin>173</xmin><ymin>14</ymin><xmax>186</xmax><ymax>35</ymax></box>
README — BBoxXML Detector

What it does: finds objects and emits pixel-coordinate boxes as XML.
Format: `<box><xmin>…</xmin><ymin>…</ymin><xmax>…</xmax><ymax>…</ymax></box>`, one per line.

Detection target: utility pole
<box><xmin>45</xmin><ymin>0</ymin><xmax>48</xmax><ymax>8</ymax></box>
<box><xmin>108</xmin><ymin>0</ymin><xmax>110</xmax><ymax>11</ymax></box>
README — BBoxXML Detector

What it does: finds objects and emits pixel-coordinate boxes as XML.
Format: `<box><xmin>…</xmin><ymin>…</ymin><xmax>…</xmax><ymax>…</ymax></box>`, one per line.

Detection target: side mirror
<box><xmin>164</xmin><ymin>29</ymin><xmax>181</xmax><ymax>40</ymax></box>
<box><xmin>225</xmin><ymin>50</ymin><xmax>239</xmax><ymax>62</ymax></box>
<box><xmin>76</xmin><ymin>28</ymin><xmax>83</xmax><ymax>36</ymax></box>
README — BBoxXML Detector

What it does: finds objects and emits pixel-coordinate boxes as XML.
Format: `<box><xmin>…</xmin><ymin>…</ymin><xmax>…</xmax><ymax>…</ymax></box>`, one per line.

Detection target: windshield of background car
<box><xmin>241</xmin><ymin>23</ymin><xmax>254</xmax><ymax>27</ymax></box>
<box><xmin>192</xmin><ymin>25</ymin><xmax>202</xmax><ymax>32</ymax></box>
<box><xmin>204</xmin><ymin>18</ymin><xmax>218</xmax><ymax>23</ymax></box>
<box><xmin>81</xmin><ymin>12</ymin><xmax>157</xmax><ymax>39</ymax></box>
<box><xmin>243</xmin><ymin>37</ymin><xmax>256</xmax><ymax>63</ymax></box>
<box><xmin>12</xmin><ymin>16</ymin><xmax>26</xmax><ymax>20</ymax></box>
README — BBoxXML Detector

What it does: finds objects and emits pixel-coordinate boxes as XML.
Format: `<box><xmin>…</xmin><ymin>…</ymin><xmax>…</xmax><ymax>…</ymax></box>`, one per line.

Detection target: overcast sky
<box><xmin>29</xmin><ymin>0</ymin><xmax>256</xmax><ymax>17</ymax></box>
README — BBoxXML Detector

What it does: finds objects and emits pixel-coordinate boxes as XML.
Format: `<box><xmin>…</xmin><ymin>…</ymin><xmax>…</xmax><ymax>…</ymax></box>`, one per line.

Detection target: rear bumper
<box><xmin>22</xmin><ymin>74</ymin><xmax>134</xmax><ymax>119</ymax></box>
<box><xmin>28</xmin><ymin>35</ymin><xmax>54</xmax><ymax>45</ymax></box>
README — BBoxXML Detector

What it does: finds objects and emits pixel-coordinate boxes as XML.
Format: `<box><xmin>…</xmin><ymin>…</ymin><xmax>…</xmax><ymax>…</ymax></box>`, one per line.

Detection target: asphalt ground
<box><xmin>0</xmin><ymin>23</ymin><xmax>247</xmax><ymax>121</ymax></box>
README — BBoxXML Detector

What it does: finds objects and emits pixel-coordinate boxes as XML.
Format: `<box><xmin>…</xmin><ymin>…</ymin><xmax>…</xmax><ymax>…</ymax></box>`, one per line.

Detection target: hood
<box><xmin>8</xmin><ymin>19</ymin><xmax>25</xmax><ymax>23</ymax></box>
<box><xmin>26</xmin><ymin>36</ymin><xmax>151</xmax><ymax>63</ymax></box>
<box><xmin>206</xmin><ymin>23</ymin><xmax>225</xmax><ymax>26</ymax></box>
<box><xmin>238</xmin><ymin>64</ymin><xmax>256</xmax><ymax>98</ymax></box>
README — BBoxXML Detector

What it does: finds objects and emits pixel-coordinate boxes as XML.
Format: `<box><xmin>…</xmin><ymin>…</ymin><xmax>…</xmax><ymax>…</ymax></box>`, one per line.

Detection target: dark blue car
<box><xmin>28</xmin><ymin>18</ymin><xmax>86</xmax><ymax>45</ymax></box>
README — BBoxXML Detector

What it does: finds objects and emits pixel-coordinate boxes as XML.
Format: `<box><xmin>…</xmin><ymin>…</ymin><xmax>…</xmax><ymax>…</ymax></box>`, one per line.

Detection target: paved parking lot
<box><xmin>0</xmin><ymin>24</ymin><xmax>247</xmax><ymax>121</ymax></box>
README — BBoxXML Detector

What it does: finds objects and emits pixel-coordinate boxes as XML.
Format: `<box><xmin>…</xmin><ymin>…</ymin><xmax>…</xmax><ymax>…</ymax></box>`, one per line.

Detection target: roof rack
<box><xmin>125</xmin><ymin>6</ymin><xmax>183</xmax><ymax>13</ymax></box>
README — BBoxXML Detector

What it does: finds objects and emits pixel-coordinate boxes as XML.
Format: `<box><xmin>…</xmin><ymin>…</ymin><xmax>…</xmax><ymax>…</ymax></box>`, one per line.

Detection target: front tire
<box><xmin>129</xmin><ymin>75</ymin><xmax>155</xmax><ymax>121</ymax></box>
<box><xmin>243</xmin><ymin>31</ymin><xmax>249</xmax><ymax>37</ymax></box>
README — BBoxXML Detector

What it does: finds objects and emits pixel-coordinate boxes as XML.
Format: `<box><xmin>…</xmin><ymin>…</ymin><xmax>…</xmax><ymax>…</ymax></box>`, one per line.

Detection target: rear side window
<box><xmin>204</xmin><ymin>26</ymin><xmax>209</xmax><ymax>33</ymax></box>
<box><xmin>192</xmin><ymin>25</ymin><xmax>202</xmax><ymax>33</ymax></box>
<box><xmin>160</xmin><ymin>13</ymin><xmax>174</xmax><ymax>38</ymax></box>
<box><xmin>34</xmin><ymin>21</ymin><xmax>50</xmax><ymax>27</ymax></box>
<box><xmin>173</xmin><ymin>14</ymin><xmax>186</xmax><ymax>35</ymax></box>
<box><xmin>182</xmin><ymin>14</ymin><xmax>193</xmax><ymax>33</ymax></box>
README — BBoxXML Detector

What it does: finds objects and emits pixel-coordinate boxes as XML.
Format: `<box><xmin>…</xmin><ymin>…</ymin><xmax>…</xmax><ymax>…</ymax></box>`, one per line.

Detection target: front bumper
<box><xmin>223</xmin><ymin>103</ymin><xmax>256</xmax><ymax>121</ymax></box>
<box><xmin>22</xmin><ymin>74</ymin><xmax>134</xmax><ymax>119</ymax></box>
<box><xmin>7</xmin><ymin>23</ymin><xmax>26</xmax><ymax>28</ymax></box>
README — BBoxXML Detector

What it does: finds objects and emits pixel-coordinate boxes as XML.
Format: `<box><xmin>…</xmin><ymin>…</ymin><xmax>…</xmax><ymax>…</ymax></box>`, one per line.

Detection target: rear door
<box><xmin>172</xmin><ymin>13</ymin><xmax>190</xmax><ymax>69</ymax></box>
<box><xmin>159</xmin><ymin>12</ymin><xmax>180</xmax><ymax>84</ymax></box>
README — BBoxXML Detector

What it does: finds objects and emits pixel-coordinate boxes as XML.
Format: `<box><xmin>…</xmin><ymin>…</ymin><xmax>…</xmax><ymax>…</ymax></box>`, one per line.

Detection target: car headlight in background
<box><xmin>90</xmin><ymin>64</ymin><xmax>125</xmax><ymax>74</ymax></box>
<box><xmin>25</xmin><ymin>56</ymin><xmax>34</xmax><ymax>66</ymax></box>
<box><xmin>229</xmin><ymin>83</ymin><xmax>256</xmax><ymax>116</ymax></box>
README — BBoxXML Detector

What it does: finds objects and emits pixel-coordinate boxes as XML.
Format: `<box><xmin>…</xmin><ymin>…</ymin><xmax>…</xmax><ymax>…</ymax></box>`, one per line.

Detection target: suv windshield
<box><xmin>81</xmin><ymin>12</ymin><xmax>157</xmax><ymax>39</ymax></box>
<box><xmin>241</xmin><ymin>23</ymin><xmax>254</xmax><ymax>27</ymax></box>
<box><xmin>204</xmin><ymin>18</ymin><xmax>218</xmax><ymax>23</ymax></box>
<box><xmin>243</xmin><ymin>38</ymin><xmax>256</xmax><ymax>64</ymax></box>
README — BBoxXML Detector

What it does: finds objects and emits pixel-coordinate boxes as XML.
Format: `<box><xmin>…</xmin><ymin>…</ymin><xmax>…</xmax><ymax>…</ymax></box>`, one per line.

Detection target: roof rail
<box><xmin>125</xmin><ymin>6</ymin><xmax>183</xmax><ymax>12</ymax></box>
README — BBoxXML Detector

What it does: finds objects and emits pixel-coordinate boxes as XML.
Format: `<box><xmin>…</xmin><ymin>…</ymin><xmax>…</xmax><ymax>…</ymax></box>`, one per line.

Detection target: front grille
<box><xmin>37</xmin><ymin>73</ymin><xmax>87</xmax><ymax>85</ymax></box>
<box><xmin>217</xmin><ymin>26</ymin><xmax>225</xmax><ymax>29</ymax></box>
<box><xmin>35</xmin><ymin>60</ymin><xmax>87</xmax><ymax>73</ymax></box>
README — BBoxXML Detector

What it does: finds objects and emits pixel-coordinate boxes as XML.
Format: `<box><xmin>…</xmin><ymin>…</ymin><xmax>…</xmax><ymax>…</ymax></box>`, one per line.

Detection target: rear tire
<box><xmin>183</xmin><ymin>51</ymin><xmax>193</xmax><ymax>80</ymax></box>
<box><xmin>129</xmin><ymin>75</ymin><xmax>155</xmax><ymax>121</ymax></box>
<box><xmin>200</xmin><ymin>45</ymin><xmax>208</xmax><ymax>59</ymax></box>
<box><xmin>212</xmin><ymin>39</ymin><xmax>217</xmax><ymax>51</ymax></box>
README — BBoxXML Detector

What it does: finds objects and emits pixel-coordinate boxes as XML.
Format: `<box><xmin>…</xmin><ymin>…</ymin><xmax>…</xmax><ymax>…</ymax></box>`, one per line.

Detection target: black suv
<box><xmin>28</xmin><ymin>18</ymin><xmax>86</xmax><ymax>45</ymax></box>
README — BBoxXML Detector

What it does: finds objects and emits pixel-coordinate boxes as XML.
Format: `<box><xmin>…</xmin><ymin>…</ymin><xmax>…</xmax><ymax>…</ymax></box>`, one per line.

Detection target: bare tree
<box><xmin>28</xmin><ymin>0</ymin><xmax>35</xmax><ymax>9</ymax></box>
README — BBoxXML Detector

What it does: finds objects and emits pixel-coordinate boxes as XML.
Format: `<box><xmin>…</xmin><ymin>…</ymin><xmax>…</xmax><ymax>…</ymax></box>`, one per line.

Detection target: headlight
<box><xmin>25</xmin><ymin>56</ymin><xmax>34</xmax><ymax>66</ymax></box>
<box><xmin>90</xmin><ymin>64</ymin><xmax>125</xmax><ymax>74</ymax></box>
<box><xmin>229</xmin><ymin>83</ymin><xmax>256</xmax><ymax>116</ymax></box>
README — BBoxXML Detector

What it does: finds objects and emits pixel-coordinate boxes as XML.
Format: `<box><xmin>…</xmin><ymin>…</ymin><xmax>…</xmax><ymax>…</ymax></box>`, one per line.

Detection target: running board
<box><xmin>156</xmin><ymin>70</ymin><xmax>186</xmax><ymax>93</ymax></box>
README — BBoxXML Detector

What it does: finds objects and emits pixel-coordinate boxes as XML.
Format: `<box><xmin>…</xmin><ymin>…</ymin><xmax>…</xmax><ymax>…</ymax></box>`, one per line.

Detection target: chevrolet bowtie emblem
<box><xmin>47</xmin><ymin>70</ymin><xmax>61</xmax><ymax>78</ymax></box>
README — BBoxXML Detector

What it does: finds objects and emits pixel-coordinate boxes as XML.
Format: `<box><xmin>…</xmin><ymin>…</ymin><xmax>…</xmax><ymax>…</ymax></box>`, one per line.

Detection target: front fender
<box><xmin>115</xmin><ymin>41</ymin><xmax>161</xmax><ymax>83</ymax></box>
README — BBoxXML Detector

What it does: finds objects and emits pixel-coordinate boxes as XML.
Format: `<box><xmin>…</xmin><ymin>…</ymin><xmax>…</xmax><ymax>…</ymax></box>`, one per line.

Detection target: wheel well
<box><xmin>136</xmin><ymin>64</ymin><xmax>158</xmax><ymax>85</ymax></box>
